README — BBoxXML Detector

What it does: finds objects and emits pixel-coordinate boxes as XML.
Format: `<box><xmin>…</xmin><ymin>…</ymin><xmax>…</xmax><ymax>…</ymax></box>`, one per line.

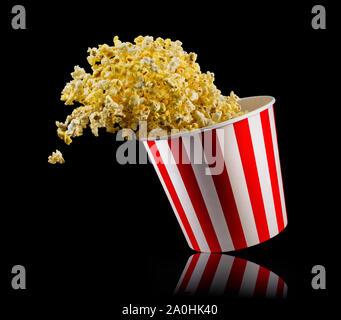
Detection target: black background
<box><xmin>1</xmin><ymin>0</ymin><xmax>337</xmax><ymax>317</ymax></box>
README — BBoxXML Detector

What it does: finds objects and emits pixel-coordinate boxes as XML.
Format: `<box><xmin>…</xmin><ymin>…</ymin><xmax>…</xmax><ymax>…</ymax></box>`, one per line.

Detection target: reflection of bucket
<box><xmin>144</xmin><ymin>96</ymin><xmax>287</xmax><ymax>252</ymax></box>
<box><xmin>174</xmin><ymin>254</ymin><xmax>288</xmax><ymax>298</ymax></box>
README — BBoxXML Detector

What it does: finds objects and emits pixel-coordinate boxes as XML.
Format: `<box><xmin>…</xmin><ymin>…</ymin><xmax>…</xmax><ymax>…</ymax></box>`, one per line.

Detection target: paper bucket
<box><xmin>143</xmin><ymin>96</ymin><xmax>287</xmax><ymax>252</ymax></box>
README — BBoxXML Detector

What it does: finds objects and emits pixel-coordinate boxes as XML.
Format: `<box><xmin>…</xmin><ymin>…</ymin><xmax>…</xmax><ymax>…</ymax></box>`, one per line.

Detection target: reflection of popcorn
<box><xmin>48</xmin><ymin>150</ymin><xmax>65</xmax><ymax>164</ymax></box>
<box><xmin>54</xmin><ymin>35</ymin><xmax>244</xmax><ymax>149</ymax></box>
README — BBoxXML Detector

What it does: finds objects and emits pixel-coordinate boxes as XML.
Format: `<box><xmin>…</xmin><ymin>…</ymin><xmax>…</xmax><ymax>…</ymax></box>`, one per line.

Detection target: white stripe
<box><xmin>208</xmin><ymin>255</ymin><xmax>234</xmax><ymax>295</ymax></box>
<box><xmin>248</xmin><ymin>114</ymin><xmax>279</xmax><ymax>237</ymax></box>
<box><xmin>174</xmin><ymin>254</ymin><xmax>194</xmax><ymax>294</ymax></box>
<box><xmin>156</xmin><ymin>140</ymin><xmax>210</xmax><ymax>252</ymax></box>
<box><xmin>185</xmin><ymin>253</ymin><xmax>210</xmax><ymax>295</ymax></box>
<box><xmin>217</xmin><ymin>126</ymin><xmax>259</xmax><ymax>246</ymax></box>
<box><xmin>269</xmin><ymin>106</ymin><xmax>288</xmax><ymax>226</ymax></box>
<box><xmin>266</xmin><ymin>272</ymin><xmax>279</xmax><ymax>298</ymax></box>
<box><xmin>144</xmin><ymin>142</ymin><xmax>192</xmax><ymax>248</ymax></box>
<box><xmin>182</xmin><ymin>135</ymin><xmax>234</xmax><ymax>251</ymax></box>
<box><xmin>238</xmin><ymin>260</ymin><xmax>259</xmax><ymax>297</ymax></box>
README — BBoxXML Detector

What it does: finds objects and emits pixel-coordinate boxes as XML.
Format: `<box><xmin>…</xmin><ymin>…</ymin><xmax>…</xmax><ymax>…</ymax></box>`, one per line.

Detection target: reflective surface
<box><xmin>174</xmin><ymin>254</ymin><xmax>287</xmax><ymax>298</ymax></box>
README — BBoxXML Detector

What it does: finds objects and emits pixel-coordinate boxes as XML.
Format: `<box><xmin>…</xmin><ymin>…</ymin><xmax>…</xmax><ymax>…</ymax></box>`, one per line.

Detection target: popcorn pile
<box><xmin>48</xmin><ymin>36</ymin><xmax>244</xmax><ymax>163</ymax></box>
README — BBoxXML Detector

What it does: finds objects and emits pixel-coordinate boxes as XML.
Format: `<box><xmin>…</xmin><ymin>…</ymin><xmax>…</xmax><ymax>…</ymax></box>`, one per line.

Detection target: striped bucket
<box><xmin>143</xmin><ymin>96</ymin><xmax>287</xmax><ymax>252</ymax></box>
<box><xmin>174</xmin><ymin>254</ymin><xmax>288</xmax><ymax>298</ymax></box>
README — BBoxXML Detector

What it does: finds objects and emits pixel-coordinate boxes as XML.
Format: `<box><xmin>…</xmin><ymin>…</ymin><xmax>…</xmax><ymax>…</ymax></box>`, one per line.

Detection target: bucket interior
<box><xmin>239</xmin><ymin>96</ymin><xmax>274</xmax><ymax>112</ymax></box>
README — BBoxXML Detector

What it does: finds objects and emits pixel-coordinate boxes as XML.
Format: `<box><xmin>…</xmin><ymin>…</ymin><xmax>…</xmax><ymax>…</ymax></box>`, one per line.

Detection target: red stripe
<box><xmin>177</xmin><ymin>254</ymin><xmax>201</xmax><ymax>294</ymax></box>
<box><xmin>260</xmin><ymin>109</ymin><xmax>285</xmax><ymax>232</ymax></box>
<box><xmin>196</xmin><ymin>254</ymin><xmax>222</xmax><ymax>294</ymax></box>
<box><xmin>276</xmin><ymin>277</ymin><xmax>285</xmax><ymax>298</ymax></box>
<box><xmin>234</xmin><ymin>119</ymin><xmax>270</xmax><ymax>242</ymax></box>
<box><xmin>224</xmin><ymin>256</ymin><xmax>247</xmax><ymax>295</ymax></box>
<box><xmin>147</xmin><ymin>141</ymin><xmax>200</xmax><ymax>251</ymax></box>
<box><xmin>169</xmin><ymin>138</ymin><xmax>222</xmax><ymax>252</ymax></box>
<box><xmin>253</xmin><ymin>266</ymin><xmax>270</xmax><ymax>297</ymax></box>
<box><xmin>271</xmin><ymin>107</ymin><xmax>288</xmax><ymax>221</ymax></box>
<box><xmin>202</xmin><ymin>130</ymin><xmax>247</xmax><ymax>250</ymax></box>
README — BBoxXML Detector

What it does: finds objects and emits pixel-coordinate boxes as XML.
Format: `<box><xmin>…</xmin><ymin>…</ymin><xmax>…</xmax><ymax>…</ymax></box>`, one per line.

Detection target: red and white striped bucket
<box><xmin>143</xmin><ymin>96</ymin><xmax>287</xmax><ymax>252</ymax></box>
<box><xmin>174</xmin><ymin>254</ymin><xmax>288</xmax><ymax>298</ymax></box>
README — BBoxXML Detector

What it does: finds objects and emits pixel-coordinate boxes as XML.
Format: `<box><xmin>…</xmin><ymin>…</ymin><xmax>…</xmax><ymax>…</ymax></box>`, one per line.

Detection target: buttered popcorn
<box><xmin>48</xmin><ymin>150</ymin><xmax>65</xmax><ymax>164</ymax></box>
<box><xmin>54</xmin><ymin>35</ymin><xmax>244</xmax><ymax>146</ymax></box>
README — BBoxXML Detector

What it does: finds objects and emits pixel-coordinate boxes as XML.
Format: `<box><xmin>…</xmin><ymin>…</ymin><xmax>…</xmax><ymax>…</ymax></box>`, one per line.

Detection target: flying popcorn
<box><xmin>49</xmin><ymin>35</ymin><xmax>245</xmax><ymax>162</ymax></box>
<box><xmin>48</xmin><ymin>150</ymin><xmax>65</xmax><ymax>164</ymax></box>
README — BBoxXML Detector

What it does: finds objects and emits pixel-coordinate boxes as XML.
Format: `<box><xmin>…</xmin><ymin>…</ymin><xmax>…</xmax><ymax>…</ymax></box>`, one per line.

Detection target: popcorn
<box><xmin>212</xmin><ymin>110</ymin><xmax>222</xmax><ymax>122</ymax></box>
<box><xmin>48</xmin><ymin>150</ymin><xmax>65</xmax><ymax>164</ymax></box>
<box><xmin>54</xmin><ymin>35</ymin><xmax>244</xmax><ymax>146</ymax></box>
<box><xmin>168</xmin><ymin>57</ymin><xmax>181</xmax><ymax>72</ymax></box>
